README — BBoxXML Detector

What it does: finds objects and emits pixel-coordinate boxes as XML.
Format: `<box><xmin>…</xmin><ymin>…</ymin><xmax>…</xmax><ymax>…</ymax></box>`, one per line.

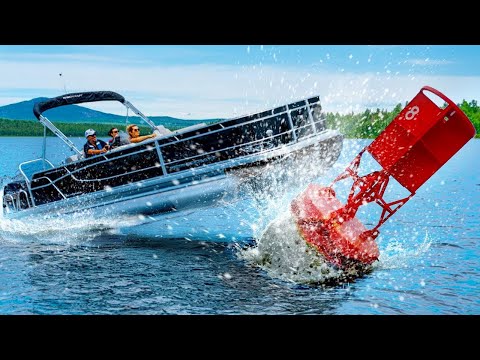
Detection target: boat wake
<box><xmin>0</xmin><ymin>210</ymin><xmax>140</xmax><ymax>245</ymax></box>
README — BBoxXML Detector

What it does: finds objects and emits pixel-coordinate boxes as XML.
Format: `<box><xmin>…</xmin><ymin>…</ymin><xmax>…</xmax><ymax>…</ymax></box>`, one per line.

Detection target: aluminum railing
<box><xmin>26</xmin><ymin>99</ymin><xmax>327</xmax><ymax>205</ymax></box>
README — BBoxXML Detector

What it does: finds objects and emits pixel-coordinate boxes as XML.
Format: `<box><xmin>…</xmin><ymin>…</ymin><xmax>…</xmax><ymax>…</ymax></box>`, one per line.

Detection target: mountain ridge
<box><xmin>0</xmin><ymin>97</ymin><xmax>220</xmax><ymax>128</ymax></box>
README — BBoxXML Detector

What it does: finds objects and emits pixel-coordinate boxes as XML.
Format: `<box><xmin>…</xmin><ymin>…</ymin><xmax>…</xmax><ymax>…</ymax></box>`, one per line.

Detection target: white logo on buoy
<box><xmin>405</xmin><ymin>106</ymin><xmax>420</xmax><ymax>120</ymax></box>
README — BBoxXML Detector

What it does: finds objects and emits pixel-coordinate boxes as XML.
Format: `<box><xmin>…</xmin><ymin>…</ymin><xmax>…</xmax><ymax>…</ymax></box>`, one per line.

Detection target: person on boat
<box><xmin>108</xmin><ymin>127</ymin><xmax>125</xmax><ymax>149</ymax></box>
<box><xmin>108</xmin><ymin>127</ymin><xmax>122</xmax><ymax>149</ymax></box>
<box><xmin>83</xmin><ymin>129</ymin><xmax>110</xmax><ymax>158</ymax></box>
<box><xmin>127</xmin><ymin>124</ymin><xmax>157</xmax><ymax>143</ymax></box>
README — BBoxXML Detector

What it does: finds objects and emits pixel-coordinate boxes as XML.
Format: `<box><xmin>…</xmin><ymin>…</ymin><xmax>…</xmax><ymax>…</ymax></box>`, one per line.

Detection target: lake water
<box><xmin>0</xmin><ymin>136</ymin><xmax>478</xmax><ymax>314</ymax></box>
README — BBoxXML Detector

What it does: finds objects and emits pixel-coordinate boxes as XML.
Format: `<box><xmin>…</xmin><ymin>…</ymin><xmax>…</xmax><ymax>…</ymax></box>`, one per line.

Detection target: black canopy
<box><xmin>33</xmin><ymin>91</ymin><xmax>125</xmax><ymax>120</ymax></box>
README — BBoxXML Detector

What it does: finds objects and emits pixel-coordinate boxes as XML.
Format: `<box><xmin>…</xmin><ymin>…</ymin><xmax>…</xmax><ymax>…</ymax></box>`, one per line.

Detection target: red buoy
<box><xmin>289</xmin><ymin>86</ymin><xmax>476</xmax><ymax>269</ymax></box>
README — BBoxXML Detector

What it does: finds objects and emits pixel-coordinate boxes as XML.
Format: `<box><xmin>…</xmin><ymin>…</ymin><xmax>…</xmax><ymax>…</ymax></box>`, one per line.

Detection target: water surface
<box><xmin>0</xmin><ymin>137</ymin><xmax>478</xmax><ymax>314</ymax></box>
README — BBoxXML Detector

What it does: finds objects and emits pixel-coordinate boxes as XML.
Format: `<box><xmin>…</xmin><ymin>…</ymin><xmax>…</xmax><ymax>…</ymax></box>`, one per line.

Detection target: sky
<box><xmin>0</xmin><ymin>45</ymin><xmax>479</xmax><ymax>119</ymax></box>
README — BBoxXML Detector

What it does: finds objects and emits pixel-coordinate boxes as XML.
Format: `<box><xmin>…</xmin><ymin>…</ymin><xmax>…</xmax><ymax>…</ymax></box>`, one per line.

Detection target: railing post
<box><xmin>42</xmin><ymin>125</ymin><xmax>47</xmax><ymax>167</ymax></box>
<box><xmin>286</xmin><ymin>110</ymin><xmax>297</xmax><ymax>141</ymax></box>
<box><xmin>306</xmin><ymin>103</ymin><xmax>318</xmax><ymax>135</ymax></box>
<box><xmin>154</xmin><ymin>140</ymin><xmax>168</xmax><ymax>175</ymax></box>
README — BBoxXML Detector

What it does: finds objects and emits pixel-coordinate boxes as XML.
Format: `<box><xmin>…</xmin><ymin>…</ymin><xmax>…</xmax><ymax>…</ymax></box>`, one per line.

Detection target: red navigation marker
<box><xmin>290</xmin><ymin>86</ymin><xmax>476</xmax><ymax>270</ymax></box>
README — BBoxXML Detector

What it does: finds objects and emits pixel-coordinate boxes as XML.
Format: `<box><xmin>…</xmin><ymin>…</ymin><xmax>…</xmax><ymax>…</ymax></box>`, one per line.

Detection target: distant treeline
<box><xmin>0</xmin><ymin>119</ymin><xmax>177</xmax><ymax>138</ymax></box>
<box><xmin>327</xmin><ymin>100</ymin><xmax>480</xmax><ymax>139</ymax></box>
<box><xmin>1</xmin><ymin>100</ymin><xmax>479</xmax><ymax>138</ymax></box>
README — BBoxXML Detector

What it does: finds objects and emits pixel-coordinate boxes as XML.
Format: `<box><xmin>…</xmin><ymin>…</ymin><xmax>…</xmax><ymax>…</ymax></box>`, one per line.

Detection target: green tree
<box><xmin>458</xmin><ymin>100</ymin><xmax>480</xmax><ymax>137</ymax></box>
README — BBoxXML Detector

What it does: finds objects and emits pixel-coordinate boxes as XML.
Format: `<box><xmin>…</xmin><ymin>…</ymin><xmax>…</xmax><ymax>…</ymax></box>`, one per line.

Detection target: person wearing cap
<box><xmin>83</xmin><ymin>129</ymin><xmax>110</xmax><ymax>158</ymax></box>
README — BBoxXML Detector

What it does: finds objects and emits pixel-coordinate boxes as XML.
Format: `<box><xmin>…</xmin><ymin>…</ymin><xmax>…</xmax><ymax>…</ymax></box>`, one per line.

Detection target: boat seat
<box><xmin>109</xmin><ymin>142</ymin><xmax>138</xmax><ymax>153</ymax></box>
<box><xmin>172</xmin><ymin>123</ymin><xmax>207</xmax><ymax>135</ymax></box>
<box><xmin>123</xmin><ymin>124</ymin><xmax>207</xmax><ymax>143</ymax></box>
<box><xmin>153</xmin><ymin>125</ymin><xmax>173</xmax><ymax>137</ymax></box>
<box><xmin>65</xmin><ymin>151</ymin><xmax>85</xmax><ymax>164</ymax></box>
<box><xmin>154</xmin><ymin>123</ymin><xmax>207</xmax><ymax>140</ymax></box>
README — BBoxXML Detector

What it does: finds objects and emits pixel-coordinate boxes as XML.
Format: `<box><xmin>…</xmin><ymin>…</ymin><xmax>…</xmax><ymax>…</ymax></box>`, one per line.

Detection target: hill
<box><xmin>0</xmin><ymin>97</ymin><xmax>220</xmax><ymax>128</ymax></box>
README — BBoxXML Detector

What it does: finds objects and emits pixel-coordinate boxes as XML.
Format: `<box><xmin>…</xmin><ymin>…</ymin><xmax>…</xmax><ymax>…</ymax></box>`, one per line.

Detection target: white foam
<box><xmin>240</xmin><ymin>212</ymin><xmax>344</xmax><ymax>284</ymax></box>
<box><xmin>0</xmin><ymin>210</ymin><xmax>140</xmax><ymax>245</ymax></box>
<box><xmin>374</xmin><ymin>231</ymin><xmax>432</xmax><ymax>270</ymax></box>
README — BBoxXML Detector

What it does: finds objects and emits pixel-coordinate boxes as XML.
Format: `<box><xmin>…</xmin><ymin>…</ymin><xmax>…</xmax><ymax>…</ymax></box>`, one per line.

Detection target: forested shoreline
<box><xmin>325</xmin><ymin>100</ymin><xmax>480</xmax><ymax>138</ymax></box>
<box><xmin>0</xmin><ymin>120</ymin><xmax>164</xmax><ymax>138</ymax></box>
<box><xmin>1</xmin><ymin>100</ymin><xmax>479</xmax><ymax>138</ymax></box>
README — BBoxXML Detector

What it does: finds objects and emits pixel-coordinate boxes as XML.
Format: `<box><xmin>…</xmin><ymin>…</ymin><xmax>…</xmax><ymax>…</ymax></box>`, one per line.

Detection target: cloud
<box><xmin>0</xmin><ymin>58</ymin><xmax>477</xmax><ymax>118</ymax></box>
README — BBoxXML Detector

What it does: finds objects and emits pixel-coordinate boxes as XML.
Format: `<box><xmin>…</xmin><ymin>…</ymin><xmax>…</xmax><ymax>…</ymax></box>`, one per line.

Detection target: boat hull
<box><xmin>2</xmin><ymin>132</ymin><xmax>343</xmax><ymax>241</ymax></box>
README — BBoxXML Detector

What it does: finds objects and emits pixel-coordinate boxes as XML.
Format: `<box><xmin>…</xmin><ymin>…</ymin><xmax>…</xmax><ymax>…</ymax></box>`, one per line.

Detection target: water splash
<box><xmin>236</xmin><ymin>141</ymin><xmax>358</xmax><ymax>284</ymax></box>
<box><xmin>237</xmin><ymin>140</ymin><xmax>432</xmax><ymax>285</ymax></box>
<box><xmin>240</xmin><ymin>212</ymin><xmax>346</xmax><ymax>284</ymax></box>
<box><xmin>374</xmin><ymin>231</ymin><xmax>432</xmax><ymax>270</ymax></box>
<box><xmin>240</xmin><ymin>214</ymin><xmax>432</xmax><ymax>285</ymax></box>
<box><xmin>0</xmin><ymin>210</ymin><xmax>140</xmax><ymax>245</ymax></box>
